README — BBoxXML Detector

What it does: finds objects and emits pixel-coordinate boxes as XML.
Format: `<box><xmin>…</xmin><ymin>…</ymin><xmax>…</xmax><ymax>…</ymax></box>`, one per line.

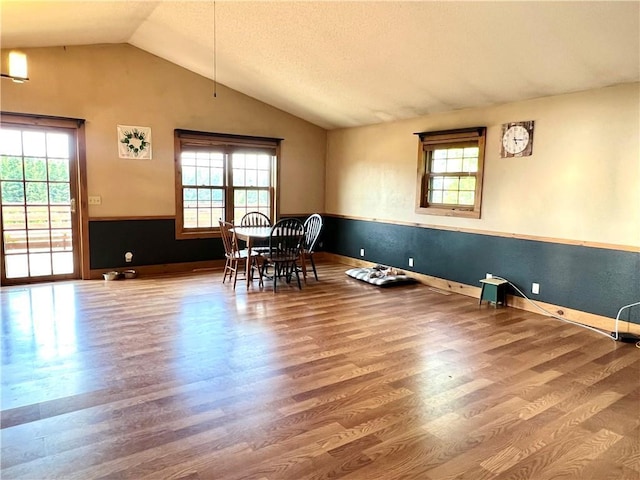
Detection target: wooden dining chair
<box><xmin>219</xmin><ymin>220</ymin><xmax>261</xmax><ymax>289</ymax></box>
<box><xmin>300</xmin><ymin>213</ymin><xmax>323</xmax><ymax>282</ymax></box>
<box><xmin>240</xmin><ymin>211</ymin><xmax>272</xmax><ymax>252</ymax></box>
<box><xmin>259</xmin><ymin>218</ymin><xmax>305</xmax><ymax>292</ymax></box>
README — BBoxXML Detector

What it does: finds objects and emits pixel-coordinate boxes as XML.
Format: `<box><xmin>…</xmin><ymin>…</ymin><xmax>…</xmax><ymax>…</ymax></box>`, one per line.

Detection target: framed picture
<box><xmin>117</xmin><ymin>125</ymin><xmax>152</xmax><ymax>159</ymax></box>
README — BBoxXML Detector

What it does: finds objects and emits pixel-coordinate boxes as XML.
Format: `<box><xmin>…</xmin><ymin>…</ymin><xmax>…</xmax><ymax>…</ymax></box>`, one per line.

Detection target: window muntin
<box><xmin>416</xmin><ymin>127</ymin><xmax>486</xmax><ymax>219</ymax></box>
<box><xmin>174</xmin><ymin>130</ymin><xmax>279</xmax><ymax>238</ymax></box>
<box><xmin>427</xmin><ymin>145</ymin><xmax>479</xmax><ymax>206</ymax></box>
<box><xmin>181</xmin><ymin>150</ymin><xmax>225</xmax><ymax>229</ymax></box>
<box><xmin>231</xmin><ymin>151</ymin><xmax>272</xmax><ymax>224</ymax></box>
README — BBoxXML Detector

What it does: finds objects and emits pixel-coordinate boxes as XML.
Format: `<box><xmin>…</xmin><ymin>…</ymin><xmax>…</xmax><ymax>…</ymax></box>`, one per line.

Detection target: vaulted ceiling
<box><xmin>1</xmin><ymin>1</ymin><xmax>639</xmax><ymax>129</ymax></box>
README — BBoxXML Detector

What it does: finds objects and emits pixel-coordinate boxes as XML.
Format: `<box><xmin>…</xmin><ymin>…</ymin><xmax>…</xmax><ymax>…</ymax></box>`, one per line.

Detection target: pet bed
<box><xmin>346</xmin><ymin>265</ymin><xmax>416</xmax><ymax>287</ymax></box>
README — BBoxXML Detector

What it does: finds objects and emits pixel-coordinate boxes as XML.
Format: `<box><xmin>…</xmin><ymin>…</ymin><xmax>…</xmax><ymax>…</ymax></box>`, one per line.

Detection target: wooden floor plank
<box><xmin>2</xmin><ymin>261</ymin><xmax>638</xmax><ymax>479</ymax></box>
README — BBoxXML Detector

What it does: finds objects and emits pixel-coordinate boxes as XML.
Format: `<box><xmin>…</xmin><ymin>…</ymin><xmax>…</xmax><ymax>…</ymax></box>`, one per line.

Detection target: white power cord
<box><xmin>612</xmin><ymin>301</ymin><xmax>640</xmax><ymax>348</ymax></box>
<box><xmin>491</xmin><ymin>276</ymin><xmax>626</xmax><ymax>342</ymax></box>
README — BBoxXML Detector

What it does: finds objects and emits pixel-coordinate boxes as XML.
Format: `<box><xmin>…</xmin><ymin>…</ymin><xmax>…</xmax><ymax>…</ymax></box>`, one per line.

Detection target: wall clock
<box><xmin>501</xmin><ymin>120</ymin><xmax>534</xmax><ymax>158</ymax></box>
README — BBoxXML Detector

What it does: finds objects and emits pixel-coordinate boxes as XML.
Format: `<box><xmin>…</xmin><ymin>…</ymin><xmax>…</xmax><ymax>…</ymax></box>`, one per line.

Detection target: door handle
<box><xmin>70</xmin><ymin>198</ymin><xmax>76</xmax><ymax>213</ymax></box>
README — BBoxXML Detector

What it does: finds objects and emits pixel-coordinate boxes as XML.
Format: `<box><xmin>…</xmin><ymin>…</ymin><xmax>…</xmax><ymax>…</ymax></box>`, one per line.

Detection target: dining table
<box><xmin>232</xmin><ymin>226</ymin><xmax>272</xmax><ymax>287</ymax></box>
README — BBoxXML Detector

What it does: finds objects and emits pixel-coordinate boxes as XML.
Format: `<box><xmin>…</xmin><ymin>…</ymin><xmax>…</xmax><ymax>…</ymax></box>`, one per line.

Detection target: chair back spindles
<box><xmin>261</xmin><ymin>218</ymin><xmax>305</xmax><ymax>292</ymax></box>
<box><xmin>240</xmin><ymin>211</ymin><xmax>272</xmax><ymax>251</ymax></box>
<box><xmin>300</xmin><ymin>213</ymin><xmax>323</xmax><ymax>282</ymax></box>
<box><xmin>219</xmin><ymin>220</ymin><xmax>234</xmax><ymax>256</ymax></box>
<box><xmin>240</xmin><ymin>211</ymin><xmax>271</xmax><ymax>227</ymax></box>
<box><xmin>303</xmin><ymin>213</ymin><xmax>323</xmax><ymax>253</ymax></box>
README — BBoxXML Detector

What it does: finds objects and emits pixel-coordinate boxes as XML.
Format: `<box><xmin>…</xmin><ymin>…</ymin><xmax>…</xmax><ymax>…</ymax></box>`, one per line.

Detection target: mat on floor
<box><xmin>346</xmin><ymin>266</ymin><xmax>417</xmax><ymax>287</ymax></box>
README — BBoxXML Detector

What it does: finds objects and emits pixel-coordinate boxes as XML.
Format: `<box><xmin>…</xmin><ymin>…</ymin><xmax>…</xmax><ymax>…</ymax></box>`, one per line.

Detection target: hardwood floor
<box><xmin>1</xmin><ymin>261</ymin><xmax>638</xmax><ymax>479</ymax></box>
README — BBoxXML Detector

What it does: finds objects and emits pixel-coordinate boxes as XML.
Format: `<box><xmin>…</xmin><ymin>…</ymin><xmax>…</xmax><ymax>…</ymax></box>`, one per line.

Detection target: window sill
<box><xmin>175</xmin><ymin>229</ymin><xmax>221</xmax><ymax>240</ymax></box>
<box><xmin>415</xmin><ymin>206</ymin><xmax>481</xmax><ymax>219</ymax></box>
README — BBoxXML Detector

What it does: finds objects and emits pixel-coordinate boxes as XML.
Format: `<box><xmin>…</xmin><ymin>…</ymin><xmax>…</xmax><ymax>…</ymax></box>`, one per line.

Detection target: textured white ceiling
<box><xmin>1</xmin><ymin>1</ymin><xmax>639</xmax><ymax>129</ymax></box>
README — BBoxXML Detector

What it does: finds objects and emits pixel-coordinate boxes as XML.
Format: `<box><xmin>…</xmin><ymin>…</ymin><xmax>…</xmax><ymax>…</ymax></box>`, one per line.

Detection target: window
<box><xmin>415</xmin><ymin>127</ymin><xmax>486</xmax><ymax>218</ymax></box>
<box><xmin>174</xmin><ymin>130</ymin><xmax>280</xmax><ymax>238</ymax></box>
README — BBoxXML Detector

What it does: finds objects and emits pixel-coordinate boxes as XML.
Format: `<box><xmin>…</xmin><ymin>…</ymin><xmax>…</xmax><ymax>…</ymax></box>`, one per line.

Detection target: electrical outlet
<box><xmin>125</xmin><ymin>252</ymin><xmax>133</xmax><ymax>263</ymax></box>
<box><xmin>486</xmin><ymin>273</ymin><xmax>493</xmax><ymax>279</ymax></box>
<box><xmin>88</xmin><ymin>195</ymin><xmax>102</xmax><ymax>205</ymax></box>
<box><xmin>408</xmin><ymin>257</ymin><xmax>414</xmax><ymax>267</ymax></box>
<box><xmin>532</xmin><ymin>283</ymin><xmax>540</xmax><ymax>295</ymax></box>
<box><xmin>360</xmin><ymin>248</ymin><xmax>365</xmax><ymax>257</ymax></box>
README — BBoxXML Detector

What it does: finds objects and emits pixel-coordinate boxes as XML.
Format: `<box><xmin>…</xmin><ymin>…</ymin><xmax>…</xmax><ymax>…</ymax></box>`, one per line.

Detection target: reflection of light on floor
<box><xmin>235</xmin><ymin>295</ymin><xmax>247</xmax><ymax>312</ymax></box>
<box><xmin>175</xmin><ymin>294</ymin><xmax>279</xmax><ymax>398</ymax></box>
<box><xmin>3</xmin><ymin>283</ymin><xmax>78</xmax><ymax>360</ymax></box>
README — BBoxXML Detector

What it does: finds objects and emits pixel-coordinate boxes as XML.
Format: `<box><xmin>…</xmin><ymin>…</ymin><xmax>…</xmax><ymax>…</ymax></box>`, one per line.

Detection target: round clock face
<box><xmin>502</xmin><ymin>125</ymin><xmax>530</xmax><ymax>154</ymax></box>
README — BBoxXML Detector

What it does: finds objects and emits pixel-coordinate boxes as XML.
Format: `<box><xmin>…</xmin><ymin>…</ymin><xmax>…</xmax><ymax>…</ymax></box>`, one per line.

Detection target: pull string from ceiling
<box><xmin>213</xmin><ymin>0</ymin><xmax>217</xmax><ymax>98</ymax></box>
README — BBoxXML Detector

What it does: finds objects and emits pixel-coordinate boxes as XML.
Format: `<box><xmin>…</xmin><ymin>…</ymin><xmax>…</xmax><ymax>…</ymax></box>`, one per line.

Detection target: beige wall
<box><xmin>1</xmin><ymin>44</ymin><xmax>326</xmax><ymax>217</ymax></box>
<box><xmin>326</xmin><ymin>83</ymin><xmax>640</xmax><ymax>248</ymax></box>
<box><xmin>2</xmin><ymin>46</ymin><xmax>638</xmax><ymax>248</ymax></box>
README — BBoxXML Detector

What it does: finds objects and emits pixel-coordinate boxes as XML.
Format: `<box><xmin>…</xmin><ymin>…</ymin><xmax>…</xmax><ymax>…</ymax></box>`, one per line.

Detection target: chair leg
<box><xmin>285</xmin><ymin>262</ymin><xmax>293</xmax><ymax>283</ymax></box>
<box><xmin>293</xmin><ymin>261</ymin><xmax>302</xmax><ymax>289</ymax></box>
<box><xmin>232</xmin><ymin>259</ymin><xmax>239</xmax><ymax>289</ymax></box>
<box><xmin>223</xmin><ymin>258</ymin><xmax>230</xmax><ymax>283</ymax></box>
<box><xmin>224</xmin><ymin>257</ymin><xmax>237</xmax><ymax>285</ymax></box>
<box><xmin>309</xmin><ymin>254</ymin><xmax>318</xmax><ymax>281</ymax></box>
<box><xmin>252</xmin><ymin>257</ymin><xmax>264</xmax><ymax>288</ymax></box>
<box><xmin>300</xmin><ymin>252</ymin><xmax>308</xmax><ymax>283</ymax></box>
<box><xmin>259</xmin><ymin>262</ymin><xmax>264</xmax><ymax>287</ymax></box>
<box><xmin>273</xmin><ymin>264</ymin><xmax>278</xmax><ymax>292</ymax></box>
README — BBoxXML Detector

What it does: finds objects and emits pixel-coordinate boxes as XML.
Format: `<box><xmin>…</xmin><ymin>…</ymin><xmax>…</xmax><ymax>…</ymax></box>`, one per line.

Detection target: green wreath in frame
<box><xmin>120</xmin><ymin>128</ymin><xmax>150</xmax><ymax>157</ymax></box>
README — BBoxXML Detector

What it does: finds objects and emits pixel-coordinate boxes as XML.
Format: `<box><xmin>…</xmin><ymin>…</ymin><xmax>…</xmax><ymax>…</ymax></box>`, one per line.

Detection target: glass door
<box><xmin>1</xmin><ymin>125</ymin><xmax>80</xmax><ymax>284</ymax></box>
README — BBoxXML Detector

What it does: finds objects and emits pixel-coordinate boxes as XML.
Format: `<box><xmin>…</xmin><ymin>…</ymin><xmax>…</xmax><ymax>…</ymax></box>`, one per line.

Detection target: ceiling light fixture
<box><xmin>1</xmin><ymin>51</ymin><xmax>29</xmax><ymax>83</ymax></box>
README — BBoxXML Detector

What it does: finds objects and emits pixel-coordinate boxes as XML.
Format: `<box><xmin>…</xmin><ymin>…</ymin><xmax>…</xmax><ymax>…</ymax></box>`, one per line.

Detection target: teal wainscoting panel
<box><xmin>322</xmin><ymin>216</ymin><xmax>640</xmax><ymax>323</ymax></box>
<box><xmin>89</xmin><ymin>219</ymin><xmax>224</xmax><ymax>269</ymax></box>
